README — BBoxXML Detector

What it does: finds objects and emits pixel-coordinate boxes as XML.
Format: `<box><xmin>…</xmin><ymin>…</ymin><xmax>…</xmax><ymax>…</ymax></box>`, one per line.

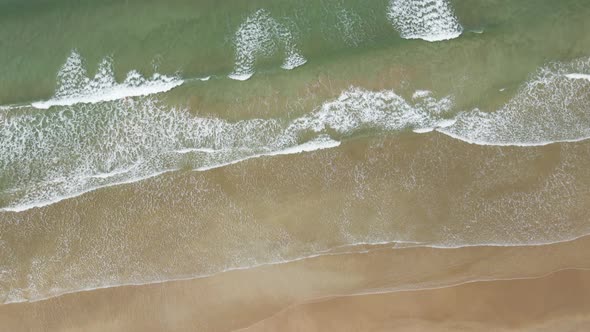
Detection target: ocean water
<box><xmin>1</xmin><ymin>0</ymin><xmax>590</xmax><ymax>304</ymax></box>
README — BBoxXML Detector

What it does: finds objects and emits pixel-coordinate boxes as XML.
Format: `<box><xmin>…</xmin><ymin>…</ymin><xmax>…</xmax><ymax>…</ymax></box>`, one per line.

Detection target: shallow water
<box><xmin>1</xmin><ymin>0</ymin><xmax>590</xmax><ymax>305</ymax></box>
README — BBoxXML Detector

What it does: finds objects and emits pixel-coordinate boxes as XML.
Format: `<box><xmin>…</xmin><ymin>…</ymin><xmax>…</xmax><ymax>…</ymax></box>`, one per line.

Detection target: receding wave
<box><xmin>30</xmin><ymin>50</ymin><xmax>183</xmax><ymax>109</ymax></box>
<box><xmin>387</xmin><ymin>0</ymin><xmax>463</xmax><ymax>42</ymax></box>
<box><xmin>228</xmin><ymin>9</ymin><xmax>307</xmax><ymax>81</ymax></box>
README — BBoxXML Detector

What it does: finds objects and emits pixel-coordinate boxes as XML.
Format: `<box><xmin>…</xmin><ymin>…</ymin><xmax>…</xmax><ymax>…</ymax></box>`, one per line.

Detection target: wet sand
<box><xmin>2</xmin><ymin>133</ymin><xmax>590</xmax><ymax>305</ymax></box>
<box><xmin>244</xmin><ymin>269</ymin><xmax>590</xmax><ymax>332</ymax></box>
<box><xmin>2</xmin><ymin>2</ymin><xmax>590</xmax><ymax>331</ymax></box>
<box><xmin>1</xmin><ymin>235</ymin><xmax>590</xmax><ymax>332</ymax></box>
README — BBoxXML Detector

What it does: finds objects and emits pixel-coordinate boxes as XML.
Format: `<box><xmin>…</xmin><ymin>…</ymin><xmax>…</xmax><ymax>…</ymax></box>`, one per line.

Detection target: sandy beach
<box><xmin>2</xmin><ymin>234</ymin><xmax>590</xmax><ymax>332</ymax></box>
<box><xmin>245</xmin><ymin>269</ymin><xmax>590</xmax><ymax>332</ymax></box>
<box><xmin>2</xmin><ymin>133</ymin><xmax>590</xmax><ymax>332</ymax></box>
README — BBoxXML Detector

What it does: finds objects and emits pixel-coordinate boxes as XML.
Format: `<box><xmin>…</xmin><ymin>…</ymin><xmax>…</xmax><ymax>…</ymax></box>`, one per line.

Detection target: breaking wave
<box><xmin>2</xmin><ymin>56</ymin><xmax>590</xmax><ymax>211</ymax></box>
<box><xmin>440</xmin><ymin>57</ymin><xmax>590</xmax><ymax>145</ymax></box>
<box><xmin>31</xmin><ymin>50</ymin><xmax>183</xmax><ymax>109</ymax></box>
<box><xmin>387</xmin><ymin>0</ymin><xmax>463</xmax><ymax>42</ymax></box>
<box><xmin>228</xmin><ymin>9</ymin><xmax>307</xmax><ymax>81</ymax></box>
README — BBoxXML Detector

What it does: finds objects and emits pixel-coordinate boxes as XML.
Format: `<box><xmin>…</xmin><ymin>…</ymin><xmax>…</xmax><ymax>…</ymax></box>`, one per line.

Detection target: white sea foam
<box><xmin>0</xmin><ymin>88</ymin><xmax>452</xmax><ymax>212</ymax></box>
<box><xmin>88</xmin><ymin>166</ymin><xmax>136</xmax><ymax>179</ymax></box>
<box><xmin>3</xmin><ymin>71</ymin><xmax>590</xmax><ymax>303</ymax></box>
<box><xmin>3</xmin><ymin>57</ymin><xmax>590</xmax><ymax>211</ymax></box>
<box><xmin>227</xmin><ymin>72</ymin><xmax>254</xmax><ymax>81</ymax></box>
<box><xmin>279</xmin><ymin>87</ymin><xmax>454</xmax><ymax>144</ymax></box>
<box><xmin>228</xmin><ymin>9</ymin><xmax>307</xmax><ymax>80</ymax></box>
<box><xmin>0</xmin><ymin>104</ymin><xmax>29</xmax><ymax>112</ymax></box>
<box><xmin>267</xmin><ymin>135</ymin><xmax>341</xmax><ymax>155</ymax></box>
<box><xmin>439</xmin><ymin>57</ymin><xmax>590</xmax><ymax>145</ymax></box>
<box><xmin>387</xmin><ymin>0</ymin><xmax>463</xmax><ymax>42</ymax></box>
<box><xmin>413</xmin><ymin>118</ymin><xmax>456</xmax><ymax>133</ymax></box>
<box><xmin>0</xmin><ymin>99</ymin><xmax>280</xmax><ymax>212</ymax></box>
<box><xmin>31</xmin><ymin>50</ymin><xmax>183</xmax><ymax>109</ymax></box>
<box><xmin>412</xmin><ymin>90</ymin><xmax>431</xmax><ymax>99</ymax></box>
<box><xmin>565</xmin><ymin>73</ymin><xmax>590</xmax><ymax>81</ymax></box>
<box><xmin>281</xmin><ymin>53</ymin><xmax>307</xmax><ymax>70</ymax></box>
<box><xmin>194</xmin><ymin>135</ymin><xmax>340</xmax><ymax>172</ymax></box>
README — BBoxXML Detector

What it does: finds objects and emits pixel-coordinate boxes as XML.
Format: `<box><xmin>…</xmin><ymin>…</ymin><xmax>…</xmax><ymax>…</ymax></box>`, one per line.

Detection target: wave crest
<box><xmin>387</xmin><ymin>0</ymin><xmax>463</xmax><ymax>42</ymax></box>
<box><xmin>440</xmin><ymin>57</ymin><xmax>590</xmax><ymax>145</ymax></box>
<box><xmin>228</xmin><ymin>9</ymin><xmax>307</xmax><ymax>80</ymax></box>
<box><xmin>31</xmin><ymin>50</ymin><xmax>183</xmax><ymax>109</ymax></box>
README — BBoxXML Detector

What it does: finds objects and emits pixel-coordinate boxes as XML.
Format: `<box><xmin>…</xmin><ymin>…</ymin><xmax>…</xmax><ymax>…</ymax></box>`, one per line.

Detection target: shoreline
<box><xmin>3</xmin><ymin>132</ymin><xmax>590</xmax><ymax>308</ymax></box>
<box><xmin>2</xmin><ymin>234</ymin><xmax>590</xmax><ymax>331</ymax></box>
<box><xmin>3</xmin><ymin>128</ymin><xmax>590</xmax><ymax>213</ymax></box>
<box><xmin>3</xmin><ymin>231</ymin><xmax>590</xmax><ymax>306</ymax></box>
<box><xmin>242</xmin><ymin>268</ymin><xmax>590</xmax><ymax>332</ymax></box>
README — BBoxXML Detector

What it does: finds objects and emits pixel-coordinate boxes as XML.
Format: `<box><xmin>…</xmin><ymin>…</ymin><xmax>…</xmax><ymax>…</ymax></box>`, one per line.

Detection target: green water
<box><xmin>0</xmin><ymin>0</ymin><xmax>588</xmax><ymax>107</ymax></box>
<box><xmin>1</xmin><ymin>0</ymin><xmax>590</xmax><ymax>211</ymax></box>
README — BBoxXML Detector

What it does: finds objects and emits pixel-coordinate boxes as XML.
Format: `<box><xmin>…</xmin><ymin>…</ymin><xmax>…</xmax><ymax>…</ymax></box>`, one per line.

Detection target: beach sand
<box><xmin>245</xmin><ymin>269</ymin><xmax>590</xmax><ymax>332</ymax></box>
<box><xmin>1</xmin><ymin>234</ymin><xmax>590</xmax><ymax>332</ymax></box>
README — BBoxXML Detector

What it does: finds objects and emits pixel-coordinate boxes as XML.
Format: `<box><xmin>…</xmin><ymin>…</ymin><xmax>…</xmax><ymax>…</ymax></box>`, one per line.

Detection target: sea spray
<box><xmin>0</xmin><ymin>88</ymin><xmax>452</xmax><ymax>212</ymax></box>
